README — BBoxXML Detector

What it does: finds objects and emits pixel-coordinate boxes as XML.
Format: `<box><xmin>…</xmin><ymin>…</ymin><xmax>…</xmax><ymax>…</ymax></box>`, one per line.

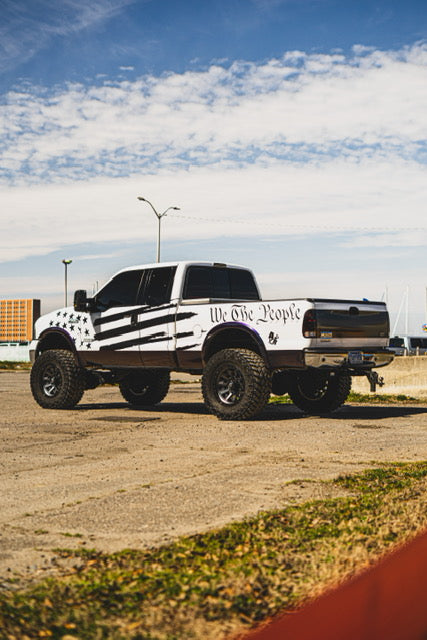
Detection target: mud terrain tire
<box><xmin>288</xmin><ymin>370</ymin><xmax>351</xmax><ymax>415</ymax></box>
<box><xmin>30</xmin><ymin>349</ymin><xmax>85</xmax><ymax>409</ymax></box>
<box><xmin>202</xmin><ymin>348</ymin><xmax>271</xmax><ymax>420</ymax></box>
<box><xmin>119</xmin><ymin>370</ymin><xmax>170</xmax><ymax>406</ymax></box>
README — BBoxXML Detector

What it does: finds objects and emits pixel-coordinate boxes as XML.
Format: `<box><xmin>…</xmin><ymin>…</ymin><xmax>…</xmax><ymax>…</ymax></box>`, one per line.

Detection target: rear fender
<box><xmin>202</xmin><ymin>322</ymin><xmax>267</xmax><ymax>365</ymax></box>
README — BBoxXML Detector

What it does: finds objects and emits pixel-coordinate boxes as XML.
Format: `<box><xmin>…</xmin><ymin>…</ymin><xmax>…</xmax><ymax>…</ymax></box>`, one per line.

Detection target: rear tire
<box><xmin>119</xmin><ymin>370</ymin><xmax>170</xmax><ymax>406</ymax></box>
<box><xmin>288</xmin><ymin>370</ymin><xmax>351</xmax><ymax>415</ymax></box>
<box><xmin>202</xmin><ymin>348</ymin><xmax>271</xmax><ymax>420</ymax></box>
<box><xmin>30</xmin><ymin>349</ymin><xmax>84</xmax><ymax>409</ymax></box>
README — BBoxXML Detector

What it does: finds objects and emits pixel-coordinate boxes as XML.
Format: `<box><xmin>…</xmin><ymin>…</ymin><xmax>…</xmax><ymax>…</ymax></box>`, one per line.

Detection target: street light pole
<box><xmin>62</xmin><ymin>259</ymin><xmax>72</xmax><ymax>306</ymax></box>
<box><xmin>137</xmin><ymin>196</ymin><xmax>180</xmax><ymax>262</ymax></box>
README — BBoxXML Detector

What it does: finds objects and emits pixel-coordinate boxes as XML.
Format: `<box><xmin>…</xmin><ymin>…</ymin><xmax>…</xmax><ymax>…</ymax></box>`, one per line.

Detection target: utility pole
<box><xmin>62</xmin><ymin>259</ymin><xmax>72</xmax><ymax>306</ymax></box>
<box><xmin>137</xmin><ymin>196</ymin><xmax>180</xmax><ymax>262</ymax></box>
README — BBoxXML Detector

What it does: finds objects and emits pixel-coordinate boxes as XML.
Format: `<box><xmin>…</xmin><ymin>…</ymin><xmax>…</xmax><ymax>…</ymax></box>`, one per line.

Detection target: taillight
<box><xmin>303</xmin><ymin>309</ymin><xmax>317</xmax><ymax>338</ymax></box>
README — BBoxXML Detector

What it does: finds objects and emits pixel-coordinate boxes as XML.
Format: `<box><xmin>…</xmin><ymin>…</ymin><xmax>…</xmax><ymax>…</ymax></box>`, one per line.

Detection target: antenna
<box><xmin>405</xmin><ymin>285</ymin><xmax>409</xmax><ymax>335</ymax></box>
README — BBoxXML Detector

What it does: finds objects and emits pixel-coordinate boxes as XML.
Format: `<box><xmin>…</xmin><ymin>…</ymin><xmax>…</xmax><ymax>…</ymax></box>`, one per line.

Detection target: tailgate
<box><xmin>304</xmin><ymin>300</ymin><xmax>389</xmax><ymax>347</ymax></box>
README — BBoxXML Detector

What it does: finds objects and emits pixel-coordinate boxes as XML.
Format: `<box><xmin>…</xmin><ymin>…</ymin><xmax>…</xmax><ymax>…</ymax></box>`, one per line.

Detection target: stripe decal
<box><xmin>100</xmin><ymin>333</ymin><xmax>172</xmax><ymax>351</ymax></box>
<box><xmin>175</xmin><ymin>331</ymin><xmax>194</xmax><ymax>340</ymax></box>
<box><xmin>95</xmin><ymin>312</ymin><xmax>197</xmax><ymax>342</ymax></box>
<box><xmin>93</xmin><ymin>303</ymin><xmax>177</xmax><ymax>327</ymax></box>
<box><xmin>176</xmin><ymin>343</ymin><xmax>200</xmax><ymax>351</ymax></box>
<box><xmin>95</xmin><ymin>313</ymin><xmax>173</xmax><ymax>341</ymax></box>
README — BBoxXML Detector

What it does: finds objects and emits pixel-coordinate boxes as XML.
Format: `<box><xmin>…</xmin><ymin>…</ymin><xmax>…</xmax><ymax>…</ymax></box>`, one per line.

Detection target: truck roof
<box><xmin>114</xmin><ymin>261</ymin><xmax>251</xmax><ymax>274</ymax></box>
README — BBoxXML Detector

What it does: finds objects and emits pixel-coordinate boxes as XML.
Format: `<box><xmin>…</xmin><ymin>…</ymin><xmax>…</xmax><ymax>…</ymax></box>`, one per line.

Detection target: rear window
<box><xmin>183</xmin><ymin>266</ymin><xmax>259</xmax><ymax>300</ymax></box>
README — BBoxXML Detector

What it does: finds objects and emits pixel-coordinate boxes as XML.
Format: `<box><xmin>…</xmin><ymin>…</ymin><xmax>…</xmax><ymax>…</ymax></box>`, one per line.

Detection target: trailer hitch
<box><xmin>365</xmin><ymin>370</ymin><xmax>385</xmax><ymax>393</ymax></box>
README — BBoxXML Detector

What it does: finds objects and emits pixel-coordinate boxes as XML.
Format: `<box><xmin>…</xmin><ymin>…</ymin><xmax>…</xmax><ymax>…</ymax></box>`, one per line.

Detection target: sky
<box><xmin>1</xmin><ymin>0</ymin><xmax>427</xmax><ymax>334</ymax></box>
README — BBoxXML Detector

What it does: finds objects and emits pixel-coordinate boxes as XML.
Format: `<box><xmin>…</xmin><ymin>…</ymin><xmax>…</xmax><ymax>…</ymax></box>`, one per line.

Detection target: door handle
<box><xmin>127</xmin><ymin>312</ymin><xmax>138</xmax><ymax>325</ymax></box>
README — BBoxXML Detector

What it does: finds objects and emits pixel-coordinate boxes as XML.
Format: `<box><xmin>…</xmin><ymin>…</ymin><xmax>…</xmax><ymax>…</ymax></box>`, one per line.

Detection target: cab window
<box><xmin>138</xmin><ymin>266</ymin><xmax>176</xmax><ymax>306</ymax></box>
<box><xmin>183</xmin><ymin>266</ymin><xmax>260</xmax><ymax>300</ymax></box>
<box><xmin>229</xmin><ymin>268</ymin><xmax>260</xmax><ymax>300</ymax></box>
<box><xmin>95</xmin><ymin>270</ymin><xmax>145</xmax><ymax>309</ymax></box>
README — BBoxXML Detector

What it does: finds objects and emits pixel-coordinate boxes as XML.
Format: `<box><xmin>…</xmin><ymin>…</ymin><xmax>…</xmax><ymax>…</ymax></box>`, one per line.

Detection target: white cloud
<box><xmin>1</xmin><ymin>157</ymin><xmax>426</xmax><ymax>266</ymax></box>
<box><xmin>78</xmin><ymin>250</ymin><xmax>128</xmax><ymax>260</ymax></box>
<box><xmin>1</xmin><ymin>44</ymin><xmax>427</xmax><ymax>328</ymax></box>
<box><xmin>342</xmin><ymin>230</ymin><xmax>427</xmax><ymax>249</ymax></box>
<box><xmin>1</xmin><ymin>44</ymin><xmax>427</xmax><ymax>184</ymax></box>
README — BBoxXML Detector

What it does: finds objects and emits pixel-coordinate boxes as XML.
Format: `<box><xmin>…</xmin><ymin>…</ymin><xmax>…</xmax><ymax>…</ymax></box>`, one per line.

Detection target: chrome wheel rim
<box><xmin>42</xmin><ymin>364</ymin><xmax>62</xmax><ymax>397</ymax></box>
<box><xmin>216</xmin><ymin>365</ymin><xmax>245</xmax><ymax>405</ymax></box>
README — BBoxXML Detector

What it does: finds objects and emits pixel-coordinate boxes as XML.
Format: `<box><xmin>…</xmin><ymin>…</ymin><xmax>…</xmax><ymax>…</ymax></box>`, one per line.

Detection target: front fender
<box><xmin>35</xmin><ymin>328</ymin><xmax>79</xmax><ymax>360</ymax></box>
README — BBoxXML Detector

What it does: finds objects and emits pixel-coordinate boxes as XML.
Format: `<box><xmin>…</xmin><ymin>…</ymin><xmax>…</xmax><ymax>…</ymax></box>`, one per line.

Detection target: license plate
<box><xmin>348</xmin><ymin>351</ymin><xmax>363</xmax><ymax>364</ymax></box>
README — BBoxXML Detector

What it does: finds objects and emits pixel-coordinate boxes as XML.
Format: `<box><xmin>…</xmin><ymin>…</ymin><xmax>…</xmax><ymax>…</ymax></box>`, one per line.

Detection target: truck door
<box><xmin>82</xmin><ymin>269</ymin><xmax>147</xmax><ymax>366</ymax></box>
<box><xmin>136</xmin><ymin>266</ymin><xmax>177</xmax><ymax>367</ymax></box>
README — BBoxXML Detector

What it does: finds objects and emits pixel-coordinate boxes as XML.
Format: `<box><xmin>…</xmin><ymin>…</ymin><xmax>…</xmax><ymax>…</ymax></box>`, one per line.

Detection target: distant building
<box><xmin>0</xmin><ymin>299</ymin><xmax>41</xmax><ymax>342</ymax></box>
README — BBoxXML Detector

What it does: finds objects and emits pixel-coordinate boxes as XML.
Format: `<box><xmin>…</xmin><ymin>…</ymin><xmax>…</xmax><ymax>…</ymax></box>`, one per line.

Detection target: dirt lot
<box><xmin>1</xmin><ymin>371</ymin><xmax>427</xmax><ymax>583</ymax></box>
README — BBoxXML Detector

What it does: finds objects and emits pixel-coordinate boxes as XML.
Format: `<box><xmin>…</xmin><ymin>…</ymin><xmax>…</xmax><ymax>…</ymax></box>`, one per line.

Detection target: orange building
<box><xmin>0</xmin><ymin>299</ymin><xmax>41</xmax><ymax>342</ymax></box>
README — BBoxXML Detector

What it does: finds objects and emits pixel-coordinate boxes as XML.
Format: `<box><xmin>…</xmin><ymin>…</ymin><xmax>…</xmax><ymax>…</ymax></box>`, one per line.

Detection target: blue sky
<box><xmin>1</xmin><ymin>0</ymin><xmax>427</xmax><ymax>333</ymax></box>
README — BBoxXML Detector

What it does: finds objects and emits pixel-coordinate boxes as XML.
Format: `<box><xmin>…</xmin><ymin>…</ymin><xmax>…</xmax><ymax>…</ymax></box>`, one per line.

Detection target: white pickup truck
<box><xmin>30</xmin><ymin>261</ymin><xmax>393</xmax><ymax>419</ymax></box>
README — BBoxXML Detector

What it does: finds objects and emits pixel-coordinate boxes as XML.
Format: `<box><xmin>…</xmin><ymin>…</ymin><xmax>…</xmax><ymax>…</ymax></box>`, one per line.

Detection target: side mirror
<box><xmin>74</xmin><ymin>289</ymin><xmax>93</xmax><ymax>312</ymax></box>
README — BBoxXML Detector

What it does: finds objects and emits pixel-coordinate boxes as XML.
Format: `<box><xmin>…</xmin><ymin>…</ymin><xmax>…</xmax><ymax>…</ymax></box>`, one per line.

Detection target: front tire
<box><xmin>30</xmin><ymin>349</ymin><xmax>85</xmax><ymax>409</ymax></box>
<box><xmin>288</xmin><ymin>370</ymin><xmax>351</xmax><ymax>415</ymax></box>
<box><xmin>202</xmin><ymin>348</ymin><xmax>271</xmax><ymax>420</ymax></box>
<box><xmin>119</xmin><ymin>370</ymin><xmax>170</xmax><ymax>406</ymax></box>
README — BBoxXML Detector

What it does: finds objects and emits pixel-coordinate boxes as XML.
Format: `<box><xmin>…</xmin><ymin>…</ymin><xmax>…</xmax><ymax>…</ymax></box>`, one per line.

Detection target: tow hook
<box><xmin>366</xmin><ymin>370</ymin><xmax>385</xmax><ymax>393</ymax></box>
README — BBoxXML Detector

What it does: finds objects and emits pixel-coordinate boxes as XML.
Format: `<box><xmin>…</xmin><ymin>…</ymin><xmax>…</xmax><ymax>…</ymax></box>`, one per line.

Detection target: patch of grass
<box><xmin>0</xmin><ymin>360</ymin><xmax>31</xmax><ymax>370</ymax></box>
<box><xmin>270</xmin><ymin>392</ymin><xmax>425</xmax><ymax>405</ymax></box>
<box><xmin>269</xmin><ymin>394</ymin><xmax>292</xmax><ymax>404</ymax></box>
<box><xmin>1</xmin><ymin>462</ymin><xmax>426</xmax><ymax>639</ymax></box>
<box><xmin>335</xmin><ymin>461</ymin><xmax>427</xmax><ymax>494</ymax></box>
<box><xmin>347</xmin><ymin>391</ymin><xmax>424</xmax><ymax>404</ymax></box>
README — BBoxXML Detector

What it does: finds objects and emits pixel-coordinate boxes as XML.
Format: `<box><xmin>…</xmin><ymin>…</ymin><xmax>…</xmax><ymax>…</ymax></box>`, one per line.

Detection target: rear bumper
<box><xmin>304</xmin><ymin>349</ymin><xmax>394</xmax><ymax>370</ymax></box>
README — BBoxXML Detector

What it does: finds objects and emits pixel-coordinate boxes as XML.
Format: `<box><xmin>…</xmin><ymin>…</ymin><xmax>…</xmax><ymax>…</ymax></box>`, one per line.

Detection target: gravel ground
<box><xmin>1</xmin><ymin>371</ymin><xmax>427</xmax><ymax>584</ymax></box>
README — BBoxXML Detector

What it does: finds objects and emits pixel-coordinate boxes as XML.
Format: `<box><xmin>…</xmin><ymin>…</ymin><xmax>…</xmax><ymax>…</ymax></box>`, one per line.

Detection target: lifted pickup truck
<box><xmin>30</xmin><ymin>261</ymin><xmax>393</xmax><ymax>419</ymax></box>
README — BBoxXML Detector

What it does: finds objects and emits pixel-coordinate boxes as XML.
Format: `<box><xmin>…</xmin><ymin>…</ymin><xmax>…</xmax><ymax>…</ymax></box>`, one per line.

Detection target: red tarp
<box><xmin>239</xmin><ymin>528</ymin><xmax>427</xmax><ymax>640</ymax></box>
